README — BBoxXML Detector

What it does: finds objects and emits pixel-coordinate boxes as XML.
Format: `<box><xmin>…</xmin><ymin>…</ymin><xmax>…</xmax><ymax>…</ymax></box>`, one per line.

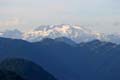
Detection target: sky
<box><xmin>0</xmin><ymin>0</ymin><xmax>120</xmax><ymax>33</ymax></box>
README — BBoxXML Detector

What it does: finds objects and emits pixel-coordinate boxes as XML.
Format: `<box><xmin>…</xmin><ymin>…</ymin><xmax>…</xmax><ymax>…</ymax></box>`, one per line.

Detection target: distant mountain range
<box><xmin>0</xmin><ymin>37</ymin><xmax>120</xmax><ymax>80</ymax></box>
<box><xmin>1</xmin><ymin>24</ymin><xmax>120</xmax><ymax>44</ymax></box>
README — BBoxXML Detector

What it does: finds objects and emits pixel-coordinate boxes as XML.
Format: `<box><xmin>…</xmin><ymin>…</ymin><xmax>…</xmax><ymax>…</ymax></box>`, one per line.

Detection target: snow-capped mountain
<box><xmin>23</xmin><ymin>24</ymin><xmax>103</xmax><ymax>43</ymax></box>
<box><xmin>0</xmin><ymin>29</ymin><xmax>23</xmax><ymax>39</ymax></box>
<box><xmin>0</xmin><ymin>24</ymin><xmax>120</xmax><ymax>44</ymax></box>
<box><xmin>105</xmin><ymin>34</ymin><xmax>120</xmax><ymax>44</ymax></box>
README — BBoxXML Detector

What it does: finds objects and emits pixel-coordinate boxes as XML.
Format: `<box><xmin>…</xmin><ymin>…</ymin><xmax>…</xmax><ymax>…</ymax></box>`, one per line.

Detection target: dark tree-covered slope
<box><xmin>0</xmin><ymin>58</ymin><xmax>56</xmax><ymax>80</ymax></box>
<box><xmin>0</xmin><ymin>37</ymin><xmax>120</xmax><ymax>80</ymax></box>
<box><xmin>0</xmin><ymin>70</ymin><xmax>25</xmax><ymax>80</ymax></box>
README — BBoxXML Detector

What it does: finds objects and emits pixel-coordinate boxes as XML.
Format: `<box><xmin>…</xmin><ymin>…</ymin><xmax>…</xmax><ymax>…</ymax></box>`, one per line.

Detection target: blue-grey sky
<box><xmin>0</xmin><ymin>0</ymin><xmax>120</xmax><ymax>33</ymax></box>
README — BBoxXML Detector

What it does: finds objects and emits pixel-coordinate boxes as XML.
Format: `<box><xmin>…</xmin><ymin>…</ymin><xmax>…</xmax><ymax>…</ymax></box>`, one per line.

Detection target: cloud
<box><xmin>0</xmin><ymin>18</ymin><xmax>21</xmax><ymax>27</ymax></box>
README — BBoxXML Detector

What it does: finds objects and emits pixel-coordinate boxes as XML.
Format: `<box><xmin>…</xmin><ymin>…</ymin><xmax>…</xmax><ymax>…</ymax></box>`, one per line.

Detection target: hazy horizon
<box><xmin>0</xmin><ymin>0</ymin><xmax>120</xmax><ymax>33</ymax></box>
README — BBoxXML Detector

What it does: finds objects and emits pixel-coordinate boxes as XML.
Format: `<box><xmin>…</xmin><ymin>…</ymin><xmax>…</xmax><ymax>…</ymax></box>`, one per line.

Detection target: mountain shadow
<box><xmin>0</xmin><ymin>58</ymin><xmax>57</xmax><ymax>80</ymax></box>
<box><xmin>1</xmin><ymin>37</ymin><xmax>120</xmax><ymax>80</ymax></box>
<box><xmin>0</xmin><ymin>69</ymin><xmax>25</xmax><ymax>80</ymax></box>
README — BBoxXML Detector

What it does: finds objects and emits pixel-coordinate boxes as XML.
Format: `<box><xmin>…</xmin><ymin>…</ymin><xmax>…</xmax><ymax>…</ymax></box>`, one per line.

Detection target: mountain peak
<box><xmin>0</xmin><ymin>29</ymin><xmax>23</xmax><ymax>39</ymax></box>
<box><xmin>0</xmin><ymin>24</ymin><xmax>120</xmax><ymax>44</ymax></box>
<box><xmin>23</xmin><ymin>24</ymin><xmax>96</xmax><ymax>42</ymax></box>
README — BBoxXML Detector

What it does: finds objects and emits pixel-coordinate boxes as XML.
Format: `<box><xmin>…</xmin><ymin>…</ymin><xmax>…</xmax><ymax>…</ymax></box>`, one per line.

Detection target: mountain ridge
<box><xmin>0</xmin><ymin>37</ymin><xmax>120</xmax><ymax>80</ymax></box>
<box><xmin>1</xmin><ymin>24</ymin><xmax>120</xmax><ymax>44</ymax></box>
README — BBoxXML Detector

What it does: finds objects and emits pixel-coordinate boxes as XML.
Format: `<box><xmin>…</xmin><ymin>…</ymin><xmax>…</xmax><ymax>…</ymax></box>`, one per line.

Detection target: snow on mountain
<box><xmin>105</xmin><ymin>34</ymin><xmax>120</xmax><ymax>44</ymax></box>
<box><xmin>0</xmin><ymin>32</ymin><xmax>3</xmax><ymax>36</ymax></box>
<box><xmin>23</xmin><ymin>24</ymin><xmax>102</xmax><ymax>43</ymax></box>
<box><xmin>0</xmin><ymin>29</ymin><xmax>23</xmax><ymax>39</ymax></box>
<box><xmin>0</xmin><ymin>24</ymin><xmax>120</xmax><ymax>44</ymax></box>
